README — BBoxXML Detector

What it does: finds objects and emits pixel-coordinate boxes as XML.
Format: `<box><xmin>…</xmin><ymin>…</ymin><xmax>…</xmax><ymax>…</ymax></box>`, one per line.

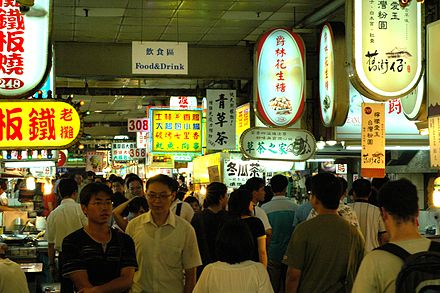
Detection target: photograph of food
<box><xmin>269</xmin><ymin>96</ymin><xmax>292</xmax><ymax>115</ymax></box>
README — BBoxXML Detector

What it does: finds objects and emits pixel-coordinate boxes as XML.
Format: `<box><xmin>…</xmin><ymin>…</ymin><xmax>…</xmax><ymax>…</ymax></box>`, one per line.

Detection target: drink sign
<box><xmin>346</xmin><ymin>0</ymin><xmax>423</xmax><ymax>100</ymax></box>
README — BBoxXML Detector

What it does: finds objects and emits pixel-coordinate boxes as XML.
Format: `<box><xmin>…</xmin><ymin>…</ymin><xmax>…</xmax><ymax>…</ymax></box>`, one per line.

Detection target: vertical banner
<box><xmin>429</xmin><ymin>117</ymin><xmax>440</xmax><ymax>168</ymax></box>
<box><xmin>427</xmin><ymin>20</ymin><xmax>440</xmax><ymax>117</ymax></box>
<box><xmin>206</xmin><ymin>89</ymin><xmax>236</xmax><ymax>151</ymax></box>
<box><xmin>236</xmin><ymin>103</ymin><xmax>251</xmax><ymax>149</ymax></box>
<box><xmin>361</xmin><ymin>103</ymin><xmax>385</xmax><ymax>178</ymax></box>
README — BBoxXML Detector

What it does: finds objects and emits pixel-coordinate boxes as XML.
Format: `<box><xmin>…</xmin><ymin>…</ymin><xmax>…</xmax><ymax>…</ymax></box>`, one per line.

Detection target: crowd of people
<box><xmin>0</xmin><ymin>171</ymin><xmax>436</xmax><ymax>293</ymax></box>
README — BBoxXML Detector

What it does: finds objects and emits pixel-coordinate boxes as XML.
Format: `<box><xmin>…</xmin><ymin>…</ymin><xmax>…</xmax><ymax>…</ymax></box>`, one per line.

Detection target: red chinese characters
<box><xmin>0</xmin><ymin>0</ymin><xmax>24</xmax><ymax>77</ymax></box>
<box><xmin>0</xmin><ymin>107</ymin><xmax>22</xmax><ymax>140</ymax></box>
<box><xmin>29</xmin><ymin>108</ymin><xmax>56</xmax><ymax>140</ymax></box>
<box><xmin>275</xmin><ymin>36</ymin><xmax>287</xmax><ymax>93</ymax></box>
<box><xmin>388</xmin><ymin>98</ymin><xmax>402</xmax><ymax>114</ymax></box>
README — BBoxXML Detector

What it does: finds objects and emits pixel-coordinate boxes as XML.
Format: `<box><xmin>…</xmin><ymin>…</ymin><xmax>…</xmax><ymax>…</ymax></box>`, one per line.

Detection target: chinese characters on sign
<box><xmin>429</xmin><ymin>117</ymin><xmax>440</xmax><ymax>168</ymax></box>
<box><xmin>111</xmin><ymin>142</ymin><xmax>136</xmax><ymax>161</ymax></box>
<box><xmin>207</xmin><ymin>89</ymin><xmax>236</xmax><ymax>151</ymax></box>
<box><xmin>169</xmin><ymin>96</ymin><xmax>197</xmax><ymax>109</ymax></box>
<box><xmin>0</xmin><ymin>101</ymin><xmax>81</xmax><ymax>149</ymax></box>
<box><xmin>0</xmin><ymin>0</ymin><xmax>52</xmax><ymax>98</ymax></box>
<box><xmin>224</xmin><ymin>159</ymin><xmax>263</xmax><ymax>189</ymax></box>
<box><xmin>136</xmin><ymin>132</ymin><xmax>149</xmax><ymax>149</ymax></box>
<box><xmin>256</xmin><ymin>28</ymin><xmax>305</xmax><ymax>127</ymax></box>
<box><xmin>151</xmin><ymin>109</ymin><xmax>202</xmax><ymax>153</ymax></box>
<box><xmin>236</xmin><ymin>103</ymin><xmax>250</xmax><ymax>149</ymax></box>
<box><xmin>361</xmin><ymin>103</ymin><xmax>385</xmax><ymax>178</ymax></box>
<box><xmin>240</xmin><ymin>127</ymin><xmax>316</xmax><ymax>162</ymax></box>
<box><xmin>347</xmin><ymin>0</ymin><xmax>422</xmax><ymax>100</ymax></box>
<box><xmin>132</xmin><ymin>41</ymin><xmax>188</xmax><ymax>75</ymax></box>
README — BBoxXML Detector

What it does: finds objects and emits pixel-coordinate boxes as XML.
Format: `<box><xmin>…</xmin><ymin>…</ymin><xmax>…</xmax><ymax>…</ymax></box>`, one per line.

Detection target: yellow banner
<box><xmin>236</xmin><ymin>103</ymin><xmax>250</xmax><ymax>149</ymax></box>
<box><xmin>429</xmin><ymin>117</ymin><xmax>440</xmax><ymax>168</ymax></box>
<box><xmin>151</xmin><ymin>109</ymin><xmax>202</xmax><ymax>152</ymax></box>
<box><xmin>0</xmin><ymin>100</ymin><xmax>81</xmax><ymax>149</ymax></box>
<box><xmin>361</xmin><ymin>103</ymin><xmax>385</xmax><ymax>178</ymax></box>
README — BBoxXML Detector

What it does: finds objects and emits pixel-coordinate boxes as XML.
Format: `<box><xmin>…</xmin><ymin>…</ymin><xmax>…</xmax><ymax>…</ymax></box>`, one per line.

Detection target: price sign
<box><xmin>127</xmin><ymin>118</ymin><xmax>149</xmax><ymax>132</ymax></box>
<box><xmin>129</xmin><ymin>148</ymin><xmax>148</xmax><ymax>159</ymax></box>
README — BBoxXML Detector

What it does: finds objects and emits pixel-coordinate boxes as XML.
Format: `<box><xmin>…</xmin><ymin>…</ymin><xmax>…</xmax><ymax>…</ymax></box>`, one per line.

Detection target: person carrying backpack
<box><xmin>353</xmin><ymin>178</ymin><xmax>440</xmax><ymax>293</ymax></box>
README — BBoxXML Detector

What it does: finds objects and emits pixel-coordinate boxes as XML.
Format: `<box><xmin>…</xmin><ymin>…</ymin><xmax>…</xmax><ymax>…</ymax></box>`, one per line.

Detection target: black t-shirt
<box><xmin>62</xmin><ymin>228</ymin><xmax>137</xmax><ymax>291</ymax></box>
<box><xmin>112</xmin><ymin>192</ymin><xmax>127</xmax><ymax>208</ymax></box>
<box><xmin>241</xmin><ymin>216</ymin><xmax>266</xmax><ymax>262</ymax></box>
<box><xmin>191</xmin><ymin>209</ymin><xmax>232</xmax><ymax>266</ymax></box>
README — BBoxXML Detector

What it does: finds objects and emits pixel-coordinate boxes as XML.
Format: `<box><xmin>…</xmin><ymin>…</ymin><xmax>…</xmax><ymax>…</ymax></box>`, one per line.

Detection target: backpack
<box><xmin>376</xmin><ymin>241</ymin><xmax>440</xmax><ymax>293</ymax></box>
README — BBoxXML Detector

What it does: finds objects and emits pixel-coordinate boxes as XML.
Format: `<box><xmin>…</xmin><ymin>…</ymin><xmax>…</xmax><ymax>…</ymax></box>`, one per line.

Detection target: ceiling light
<box><xmin>94</xmin><ymin>110</ymin><xmax>103</xmax><ymax>113</ymax></box>
<box><xmin>316</xmin><ymin>141</ymin><xmax>326</xmax><ymax>149</ymax></box>
<box><xmin>326</xmin><ymin>140</ymin><xmax>337</xmax><ymax>146</ymax></box>
<box><xmin>307</xmin><ymin>158</ymin><xmax>335</xmax><ymax>162</ymax></box>
<box><xmin>419</xmin><ymin>128</ymin><xmax>429</xmax><ymax>136</ymax></box>
<box><xmin>114</xmin><ymin>135</ymin><xmax>129</xmax><ymax>140</ymax></box>
<box><xmin>346</xmin><ymin>145</ymin><xmax>430</xmax><ymax>151</ymax></box>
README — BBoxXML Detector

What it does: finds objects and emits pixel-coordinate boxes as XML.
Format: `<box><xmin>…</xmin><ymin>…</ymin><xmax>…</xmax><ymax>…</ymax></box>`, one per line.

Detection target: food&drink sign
<box><xmin>0</xmin><ymin>100</ymin><xmax>81</xmax><ymax>149</ymax></box>
<box><xmin>0</xmin><ymin>0</ymin><xmax>52</xmax><ymax>98</ymax></box>
<box><xmin>255</xmin><ymin>28</ymin><xmax>305</xmax><ymax>127</ymax></box>
<box><xmin>346</xmin><ymin>0</ymin><xmax>423</xmax><ymax>100</ymax></box>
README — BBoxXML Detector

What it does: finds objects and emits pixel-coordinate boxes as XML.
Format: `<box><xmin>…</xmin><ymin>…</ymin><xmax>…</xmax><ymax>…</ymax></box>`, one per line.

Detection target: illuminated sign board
<box><xmin>169</xmin><ymin>96</ymin><xmax>197</xmax><ymax>109</ymax></box>
<box><xmin>429</xmin><ymin>117</ymin><xmax>440</xmax><ymax>168</ymax></box>
<box><xmin>401</xmin><ymin>73</ymin><xmax>425</xmax><ymax>121</ymax></box>
<box><xmin>111</xmin><ymin>142</ymin><xmax>136</xmax><ymax>162</ymax></box>
<box><xmin>427</xmin><ymin>20</ymin><xmax>440</xmax><ymax>117</ymax></box>
<box><xmin>207</xmin><ymin>89</ymin><xmax>236</xmax><ymax>151</ymax></box>
<box><xmin>319</xmin><ymin>22</ymin><xmax>349</xmax><ymax>126</ymax></box>
<box><xmin>346</xmin><ymin>0</ymin><xmax>423</xmax><ymax>100</ymax></box>
<box><xmin>255</xmin><ymin>28</ymin><xmax>305</xmax><ymax>127</ymax></box>
<box><xmin>0</xmin><ymin>0</ymin><xmax>53</xmax><ymax>98</ymax></box>
<box><xmin>336</xmin><ymin>84</ymin><xmax>424</xmax><ymax>141</ymax></box>
<box><xmin>240</xmin><ymin>127</ymin><xmax>316</xmax><ymax>162</ymax></box>
<box><xmin>236</xmin><ymin>103</ymin><xmax>250</xmax><ymax>148</ymax></box>
<box><xmin>151</xmin><ymin>109</ymin><xmax>202</xmax><ymax>153</ymax></box>
<box><xmin>0</xmin><ymin>100</ymin><xmax>81</xmax><ymax>149</ymax></box>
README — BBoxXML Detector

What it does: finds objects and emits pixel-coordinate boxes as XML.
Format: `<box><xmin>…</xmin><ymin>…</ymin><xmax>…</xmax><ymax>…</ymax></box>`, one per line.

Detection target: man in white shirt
<box><xmin>46</xmin><ymin>179</ymin><xmax>88</xmax><ymax>285</ymax></box>
<box><xmin>171</xmin><ymin>188</ymin><xmax>194</xmax><ymax>222</ymax></box>
<box><xmin>126</xmin><ymin>174</ymin><xmax>201</xmax><ymax>293</ymax></box>
<box><xmin>0</xmin><ymin>243</ymin><xmax>29</xmax><ymax>293</ymax></box>
<box><xmin>245</xmin><ymin>177</ymin><xmax>272</xmax><ymax>239</ymax></box>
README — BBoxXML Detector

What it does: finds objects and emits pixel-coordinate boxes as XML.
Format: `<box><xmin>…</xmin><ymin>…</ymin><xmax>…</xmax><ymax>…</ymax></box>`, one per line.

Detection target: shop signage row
<box><xmin>0</xmin><ymin>0</ymin><xmax>52</xmax><ymax>98</ymax></box>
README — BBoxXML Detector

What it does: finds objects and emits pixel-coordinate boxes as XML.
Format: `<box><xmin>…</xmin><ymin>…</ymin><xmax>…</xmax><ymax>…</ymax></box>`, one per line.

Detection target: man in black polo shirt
<box><xmin>62</xmin><ymin>183</ymin><xmax>137</xmax><ymax>293</ymax></box>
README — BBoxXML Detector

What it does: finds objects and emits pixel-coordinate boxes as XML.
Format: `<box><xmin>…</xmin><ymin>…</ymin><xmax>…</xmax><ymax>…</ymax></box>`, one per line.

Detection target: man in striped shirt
<box><xmin>349</xmin><ymin>178</ymin><xmax>388</xmax><ymax>252</ymax></box>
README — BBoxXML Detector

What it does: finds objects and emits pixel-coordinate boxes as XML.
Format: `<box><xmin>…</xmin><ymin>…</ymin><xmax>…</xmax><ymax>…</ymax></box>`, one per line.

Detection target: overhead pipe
<box><xmin>294</xmin><ymin>0</ymin><xmax>345</xmax><ymax>28</ymax></box>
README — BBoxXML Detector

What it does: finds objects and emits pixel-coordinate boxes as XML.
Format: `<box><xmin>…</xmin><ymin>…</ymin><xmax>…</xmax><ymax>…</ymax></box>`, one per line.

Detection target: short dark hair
<box><xmin>80</xmin><ymin>183</ymin><xmax>113</xmax><ymax>206</ymax></box>
<box><xmin>125</xmin><ymin>174</ymin><xmax>142</xmax><ymax>188</ymax></box>
<box><xmin>112</xmin><ymin>176</ymin><xmax>124</xmax><ymax>186</ymax></box>
<box><xmin>352</xmin><ymin>178</ymin><xmax>371</xmax><ymax>198</ymax></box>
<box><xmin>311</xmin><ymin>173</ymin><xmax>341</xmax><ymax>210</ymax></box>
<box><xmin>128</xmin><ymin>196</ymin><xmax>148</xmax><ymax>213</ymax></box>
<box><xmin>184</xmin><ymin>196</ymin><xmax>199</xmax><ymax>206</ymax></box>
<box><xmin>270</xmin><ymin>174</ymin><xmax>288</xmax><ymax>193</ymax></box>
<box><xmin>86</xmin><ymin>171</ymin><xmax>95</xmax><ymax>178</ymax></box>
<box><xmin>0</xmin><ymin>179</ymin><xmax>7</xmax><ymax>191</ymax></box>
<box><xmin>108</xmin><ymin>174</ymin><xmax>118</xmax><ymax>182</ymax></box>
<box><xmin>372</xmin><ymin>176</ymin><xmax>390</xmax><ymax>191</ymax></box>
<box><xmin>216</xmin><ymin>219</ymin><xmax>254</xmax><ymax>264</ymax></box>
<box><xmin>204</xmin><ymin>182</ymin><xmax>227</xmax><ymax>208</ymax></box>
<box><xmin>145</xmin><ymin>174</ymin><xmax>178</xmax><ymax>192</ymax></box>
<box><xmin>337</xmin><ymin>177</ymin><xmax>348</xmax><ymax>195</ymax></box>
<box><xmin>59</xmin><ymin>179</ymin><xmax>78</xmax><ymax>198</ymax></box>
<box><xmin>228</xmin><ymin>187</ymin><xmax>252</xmax><ymax>217</ymax></box>
<box><xmin>245</xmin><ymin>177</ymin><xmax>265</xmax><ymax>192</ymax></box>
<box><xmin>378</xmin><ymin>178</ymin><xmax>418</xmax><ymax>222</ymax></box>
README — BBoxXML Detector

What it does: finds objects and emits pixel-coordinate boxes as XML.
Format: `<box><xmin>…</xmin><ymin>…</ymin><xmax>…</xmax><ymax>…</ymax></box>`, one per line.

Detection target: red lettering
<box><xmin>0</xmin><ymin>107</ymin><xmax>22</xmax><ymax>140</ymax></box>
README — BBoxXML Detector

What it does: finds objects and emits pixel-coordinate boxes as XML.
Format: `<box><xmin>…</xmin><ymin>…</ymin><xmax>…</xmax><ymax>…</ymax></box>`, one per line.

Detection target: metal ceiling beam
<box><xmin>294</xmin><ymin>0</ymin><xmax>345</xmax><ymax>28</ymax></box>
<box><xmin>56</xmin><ymin>87</ymin><xmax>204</xmax><ymax>97</ymax></box>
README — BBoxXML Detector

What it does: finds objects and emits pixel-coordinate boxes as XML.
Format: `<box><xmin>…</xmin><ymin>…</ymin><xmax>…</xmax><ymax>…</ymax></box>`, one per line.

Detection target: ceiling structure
<box><xmin>51</xmin><ymin>0</ymin><xmax>346</xmax><ymax>139</ymax></box>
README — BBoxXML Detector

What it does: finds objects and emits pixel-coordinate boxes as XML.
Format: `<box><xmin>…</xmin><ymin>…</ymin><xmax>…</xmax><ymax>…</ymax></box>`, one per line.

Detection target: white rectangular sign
<box><xmin>429</xmin><ymin>117</ymin><xmax>440</xmax><ymax>168</ymax></box>
<box><xmin>132</xmin><ymin>41</ymin><xmax>188</xmax><ymax>75</ymax></box>
<box><xmin>129</xmin><ymin>148</ymin><xmax>148</xmax><ymax>159</ymax></box>
<box><xmin>207</xmin><ymin>89</ymin><xmax>236</xmax><ymax>151</ymax></box>
<box><xmin>128</xmin><ymin>118</ymin><xmax>149</xmax><ymax>133</ymax></box>
<box><xmin>112</xmin><ymin>142</ymin><xmax>136</xmax><ymax>161</ymax></box>
<box><xmin>136</xmin><ymin>132</ymin><xmax>149</xmax><ymax>149</ymax></box>
<box><xmin>170</xmin><ymin>96</ymin><xmax>198</xmax><ymax>109</ymax></box>
<box><xmin>224</xmin><ymin>159</ymin><xmax>264</xmax><ymax>189</ymax></box>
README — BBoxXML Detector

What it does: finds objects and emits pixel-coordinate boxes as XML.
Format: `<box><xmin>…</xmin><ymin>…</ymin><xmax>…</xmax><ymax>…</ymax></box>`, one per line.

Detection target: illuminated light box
<box><xmin>255</xmin><ymin>28</ymin><xmax>306</xmax><ymax>127</ymax></box>
<box><xmin>0</xmin><ymin>0</ymin><xmax>53</xmax><ymax>98</ymax></box>
<box><xmin>346</xmin><ymin>0</ymin><xmax>423</xmax><ymax>100</ymax></box>
<box><xmin>0</xmin><ymin>100</ymin><xmax>81</xmax><ymax>149</ymax></box>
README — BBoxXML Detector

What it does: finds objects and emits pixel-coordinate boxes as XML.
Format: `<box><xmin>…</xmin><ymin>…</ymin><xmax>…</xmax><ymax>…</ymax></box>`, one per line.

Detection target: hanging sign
<box><xmin>236</xmin><ymin>103</ymin><xmax>250</xmax><ymax>149</ymax></box>
<box><xmin>111</xmin><ymin>142</ymin><xmax>136</xmax><ymax>162</ymax></box>
<box><xmin>170</xmin><ymin>96</ymin><xmax>197</xmax><ymax>109</ymax></box>
<box><xmin>346</xmin><ymin>0</ymin><xmax>423</xmax><ymax>100</ymax></box>
<box><xmin>361</xmin><ymin>103</ymin><xmax>385</xmax><ymax>178</ymax></box>
<box><xmin>429</xmin><ymin>117</ymin><xmax>440</xmax><ymax>168</ymax></box>
<box><xmin>151</xmin><ymin>108</ymin><xmax>202</xmax><ymax>153</ymax></box>
<box><xmin>427</xmin><ymin>20</ymin><xmax>440</xmax><ymax>117</ymax></box>
<box><xmin>129</xmin><ymin>148</ymin><xmax>148</xmax><ymax>159</ymax></box>
<box><xmin>224</xmin><ymin>159</ymin><xmax>264</xmax><ymax>189</ymax></box>
<box><xmin>132</xmin><ymin>41</ymin><xmax>188</xmax><ymax>75</ymax></box>
<box><xmin>240</xmin><ymin>127</ymin><xmax>316</xmax><ymax>162</ymax></box>
<box><xmin>319</xmin><ymin>22</ymin><xmax>349</xmax><ymax>126</ymax></box>
<box><xmin>401</xmin><ymin>73</ymin><xmax>426</xmax><ymax>121</ymax></box>
<box><xmin>127</xmin><ymin>118</ymin><xmax>149</xmax><ymax>132</ymax></box>
<box><xmin>0</xmin><ymin>0</ymin><xmax>53</xmax><ymax>98</ymax></box>
<box><xmin>255</xmin><ymin>28</ymin><xmax>305</xmax><ymax>127</ymax></box>
<box><xmin>86</xmin><ymin>151</ymin><xmax>108</xmax><ymax>173</ymax></box>
<box><xmin>0</xmin><ymin>100</ymin><xmax>81</xmax><ymax>149</ymax></box>
<box><xmin>206</xmin><ymin>89</ymin><xmax>236</xmax><ymax>151</ymax></box>
<box><xmin>150</xmin><ymin>154</ymin><xmax>174</xmax><ymax>168</ymax></box>
<box><xmin>136</xmin><ymin>132</ymin><xmax>149</xmax><ymax>149</ymax></box>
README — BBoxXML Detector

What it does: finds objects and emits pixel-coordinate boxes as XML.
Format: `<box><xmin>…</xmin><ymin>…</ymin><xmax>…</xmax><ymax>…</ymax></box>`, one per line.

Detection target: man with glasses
<box><xmin>125</xmin><ymin>176</ymin><xmax>145</xmax><ymax>199</ymax></box>
<box><xmin>62</xmin><ymin>183</ymin><xmax>137</xmax><ymax>293</ymax></box>
<box><xmin>126</xmin><ymin>174</ymin><xmax>202</xmax><ymax>293</ymax></box>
